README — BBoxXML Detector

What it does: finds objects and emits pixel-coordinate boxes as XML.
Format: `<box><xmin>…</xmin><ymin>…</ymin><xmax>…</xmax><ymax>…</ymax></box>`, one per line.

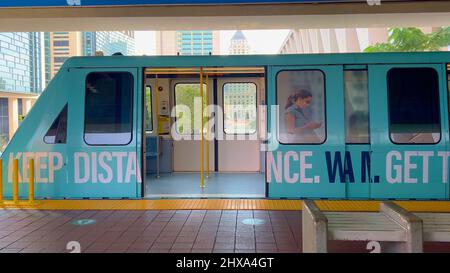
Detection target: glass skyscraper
<box><xmin>44</xmin><ymin>32</ymin><xmax>51</xmax><ymax>87</ymax></box>
<box><xmin>47</xmin><ymin>31</ymin><xmax>135</xmax><ymax>79</ymax></box>
<box><xmin>0</xmin><ymin>32</ymin><xmax>42</xmax><ymax>149</ymax></box>
<box><xmin>155</xmin><ymin>30</ymin><xmax>219</xmax><ymax>56</ymax></box>
<box><xmin>0</xmin><ymin>32</ymin><xmax>42</xmax><ymax>94</ymax></box>
<box><xmin>177</xmin><ymin>31</ymin><xmax>213</xmax><ymax>55</ymax></box>
<box><xmin>84</xmin><ymin>31</ymin><xmax>135</xmax><ymax>56</ymax></box>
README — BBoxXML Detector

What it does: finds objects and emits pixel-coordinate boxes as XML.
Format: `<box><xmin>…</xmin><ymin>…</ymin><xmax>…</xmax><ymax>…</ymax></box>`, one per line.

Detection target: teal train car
<box><xmin>1</xmin><ymin>52</ymin><xmax>450</xmax><ymax>200</ymax></box>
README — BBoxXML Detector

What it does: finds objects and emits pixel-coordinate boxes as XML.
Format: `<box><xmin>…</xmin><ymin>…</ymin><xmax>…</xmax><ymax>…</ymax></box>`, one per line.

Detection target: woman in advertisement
<box><xmin>284</xmin><ymin>89</ymin><xmax>322</xmax><ymax>143</ymax></box>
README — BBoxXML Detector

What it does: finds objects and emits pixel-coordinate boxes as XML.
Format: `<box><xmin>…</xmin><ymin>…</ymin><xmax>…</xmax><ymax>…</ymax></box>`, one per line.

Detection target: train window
<box><xmin>44</xmin><ymin>104</ymin><xmax>67</xmax><ymax>144</ymax></box>
<box><xmin>223</xmin><ymin>83</ymin><xmax>257</xmax><ymax>134</ymax></box>
<box><xmin>277</xmin><ymin>70</ymin><xmax>326</xmax><ymax>144</ymax></box>
<box><xmin>84</xmin><ymin>72</ymin><xmax>133</xmax><ymax>145</ymax></box>
<box><xmin>145</xmin><ymin>85</ymin><xmax>152</xmax><ymax>133</ymax></box>
<box><xmin>174</xmin><ymin>83</ymin><xmax>207</xmax><ymax>135</ymax></box>
<box><xmin>387</xmin><ymin>67</ymin><xmax>441</xmax><ymax>144</ymax></box>
<box><xmin>344</xmin><ymin>70</ymin><xmax>369</xmax><ymax>144</ymax></box>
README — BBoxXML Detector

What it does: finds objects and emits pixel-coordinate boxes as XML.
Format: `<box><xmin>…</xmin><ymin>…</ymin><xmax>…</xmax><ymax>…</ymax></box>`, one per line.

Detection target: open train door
<box><xmin>266</xmin><ymin>65</ymin><xmax>346</xmax><ymax>198</ymax></box>
<box><xmin>368</xmin><ymin>64</ymin><xmax>448</xmax><ymax>199</ymax></box>
<box><xmin>64</xmin><ymin>67</ymin><xmax>141</xmax><ymax>198</ymax></box>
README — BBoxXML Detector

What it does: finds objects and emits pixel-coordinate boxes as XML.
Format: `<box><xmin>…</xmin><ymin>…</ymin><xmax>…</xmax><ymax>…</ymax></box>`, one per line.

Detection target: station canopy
<box><xmin>0</xmin><ymin>0</ymin><xmax>449</xmax><ymax>31</ymax></box>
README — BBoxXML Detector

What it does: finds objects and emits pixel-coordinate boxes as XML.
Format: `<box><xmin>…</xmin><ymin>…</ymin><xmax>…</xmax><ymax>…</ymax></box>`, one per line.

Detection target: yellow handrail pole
<box><xmin>13</xmin><ymin>159</ymin><xmax>18</xmax><ymax>203</ymax></box>
<box><xmin>0</xmin><ymin>159</ymin><xmax>3</xmax><ymax>203</ymax></box>
<box><xmin>200</xmin><ymin>67</ymin><xmax>205</xmax><ymax>188</ymax></box>
<box><xmin>154</xmin><ymin>74</ymin><xmax>160</xmax><ymax>178</ymax></box>
<box><xmin>155</xmin><ymin>74</ymin><xmax>160</xmax><ymax>129</ymax></box>
<box><xmin>28</xmin><ymin>159</ymin><xmax>34</xmax><ymax>203</ymax></box>
<box><xmin>205</xmin><ymin>74</ymin><xmax>210</xmax><ymax>178</ymax></box>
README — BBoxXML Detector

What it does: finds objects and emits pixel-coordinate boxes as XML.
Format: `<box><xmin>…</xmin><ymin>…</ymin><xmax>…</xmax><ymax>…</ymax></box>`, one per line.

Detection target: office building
<box><xmin>228</xmin><ymin>30</ymin><xmax>251</xmax><ymax>55</ymax></box>
<box><xmin>0</xmin><ymin>32</ymin><xmax>42</xmax><ymax>147</ymax></box>
<box><xmin>155</xmin><ymin>31</ymin><xmax>220</xmax><ymax>55</ymax></box>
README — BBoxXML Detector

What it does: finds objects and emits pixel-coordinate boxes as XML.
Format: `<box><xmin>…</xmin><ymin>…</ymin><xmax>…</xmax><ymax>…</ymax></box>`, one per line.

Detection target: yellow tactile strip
<box><xmin>0</xmin><ymin>199</ymin><xmax>450</xmax><ymax>212</ymax></box>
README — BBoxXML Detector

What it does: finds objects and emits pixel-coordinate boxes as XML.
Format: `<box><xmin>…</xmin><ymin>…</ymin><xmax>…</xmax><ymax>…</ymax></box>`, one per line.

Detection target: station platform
<box><xmin>1</xmin><ymin>200</ymin><xmax>450</xmax><ymax>253</ymax></box>
<box><xmin>1</xmin><ymin>199</ymin><xmax>450</xmax><ymax>212</ymax></box>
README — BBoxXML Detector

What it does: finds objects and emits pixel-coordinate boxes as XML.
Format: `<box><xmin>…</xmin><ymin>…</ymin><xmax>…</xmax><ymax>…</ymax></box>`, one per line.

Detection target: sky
<box><xmin>134</xmin><ymin>30</ymin><xmax>290</xmax><ymax>55</ymax></box>
<box><xmin>220</xmin><ymin>30</ymin><xmax>290</xmax><ymax>54</ymax></box>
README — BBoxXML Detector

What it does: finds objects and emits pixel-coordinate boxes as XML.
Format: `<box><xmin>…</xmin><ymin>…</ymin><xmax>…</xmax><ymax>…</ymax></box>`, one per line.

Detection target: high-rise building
<box><xmin>48</xmin><ymin>31</ymin><xmax>83</xmax><ymax>78</ymax></box>
<box><xmin>228</xmin><ymin>30</ymin><xmax>251</xmax><ymax>55</ymax></box>
<box><xmin>177</xmin><ymin>31</ymin><xmax>213</xmax><ymax>55</ymax></box>
<box><xmin>155</xmin><ymin>31</ymin><xmax>220</xmax><ymax>55</ymax></box>
<box><xmin>47</xmin><ymin>31</ymin><xmax>135</xmax><ymax>79</ymax></box>
<box><xmin>223</xmin><ymin>82</ymin><xmax>257</xmax><ymax>134</ymax></box>
<box><xmin>84</xmin><ymin>31</ymin><xmax>135</xmax><ymax>56</ymax></box>
<box><xmin>44</xmin><ymin>32</ymin><xmax>51</xmax><ymax>87</ymax></box>
<box><xmin>279</xmin><ymin>28</ymin><xmax>389</xmax><ymax>54</ymax></box>
<box><xmin>0</xmin><ymin>32</ymin><xmax>42</xmax><ymax>148</ymax></box>
<box><xmin>278</xmin><ymin>27</ymin><xmax>448</xmax><ymax>54</ymax></box>
<box><xmin>83</xmin><ymin>32</ymin><xmax>95</xmax><ymax>57</ymax></box>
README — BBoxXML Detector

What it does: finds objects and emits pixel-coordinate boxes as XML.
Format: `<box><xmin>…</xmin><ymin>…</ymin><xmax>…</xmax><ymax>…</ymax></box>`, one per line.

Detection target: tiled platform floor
<box><xmin>0</xmin><ymin>209</ymin><xmax>449</xmax><ymax>253</ymax></box>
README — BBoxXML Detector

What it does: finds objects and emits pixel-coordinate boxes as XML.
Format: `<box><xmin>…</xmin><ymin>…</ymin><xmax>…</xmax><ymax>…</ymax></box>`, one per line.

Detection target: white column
<box><xmin>24</xmin><ymin>99</ymin><xmax>33</xmax><ymax>114</ymax></box>
<box><xmin>8</xmin><ymin>98</ymin><xmax>18</xmax><ymax>139</ymax></box>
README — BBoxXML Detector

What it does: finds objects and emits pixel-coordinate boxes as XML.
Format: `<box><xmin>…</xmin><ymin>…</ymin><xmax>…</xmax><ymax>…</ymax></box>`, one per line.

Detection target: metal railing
<box><xmin>0</xmin><ymin>158</ymin><xmax>35</xmax><ymax>204</ymax></box>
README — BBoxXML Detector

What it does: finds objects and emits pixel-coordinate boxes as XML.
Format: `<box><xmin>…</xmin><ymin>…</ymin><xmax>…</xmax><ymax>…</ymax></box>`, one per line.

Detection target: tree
<box><xmin>364</xmin><ymin>27</ymin><xmax>450</xmax><ymax>52</ymax></box>
<box><xmin>174</xmin><ymin>84</ymin><xmax>207</xmax><ymax>134</ymax></box>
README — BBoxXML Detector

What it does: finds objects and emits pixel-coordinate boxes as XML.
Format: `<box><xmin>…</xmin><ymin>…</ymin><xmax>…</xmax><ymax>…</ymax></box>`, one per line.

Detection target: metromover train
<box><xmin>2</xmin><ymin>52</ymin><xmax>450</xmax><ymax>200</ymax></box>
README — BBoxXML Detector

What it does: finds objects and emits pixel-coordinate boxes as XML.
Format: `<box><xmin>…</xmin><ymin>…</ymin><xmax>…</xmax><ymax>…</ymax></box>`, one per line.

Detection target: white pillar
<box><xmin>23</xmin><ymin>99</ymin><xmax>33</xmax><ymax>114</ymax></box>
<box><xmin>8</xmin><ymin>98</ymin><xmax>18</xmax><ymax>139</ymax></box>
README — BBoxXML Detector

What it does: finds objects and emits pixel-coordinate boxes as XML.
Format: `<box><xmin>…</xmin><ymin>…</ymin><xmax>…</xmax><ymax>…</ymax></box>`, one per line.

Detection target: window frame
<box><xmin>343</xmin><ymin>69</ymin><xmax>370</xmax><ymax>145</ymax></box>
<box><xmin>44</xmin><ymin>103</ymin><xmax>68</xmax><ymax>144</ymax></box>
<box><xmin>222</xmin><ymin>81</ymin><xmax>258</xmax><ymax>135</ymax></box>
<box><xmin>386</xmin><ymin>67</ymin><xmax>442</xmax><ymax>145</ymax></box>
<box><xmin>144</xmin><ymin>85</ymin><xmax>153</xmax><ymax>133</ymax></box>
<box><xmin>83</xmin><ymin>71</ymin><xmax>134</xmax><ymax>146</ymax></box>
<box><xmin>173</xmin><ymin>82</ymin><xmax>207</xmax><ymax>136</ymax></box>
<box><xmin>275</xmin><ymin>69</ymin><xmax>327</xmax><ymax>145</ymax></box>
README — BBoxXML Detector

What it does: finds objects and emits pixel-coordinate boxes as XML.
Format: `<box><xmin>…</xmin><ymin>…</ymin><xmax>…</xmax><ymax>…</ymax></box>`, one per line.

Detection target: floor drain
<box><xmin>71</xmin><ymin>219</ymin><xmax>97</xmax><ymax>226</ymax></box>
<box><xmin>242</xmin><ymin>218</ymin><xmax>265</xmax><ymax>225</ymax></box>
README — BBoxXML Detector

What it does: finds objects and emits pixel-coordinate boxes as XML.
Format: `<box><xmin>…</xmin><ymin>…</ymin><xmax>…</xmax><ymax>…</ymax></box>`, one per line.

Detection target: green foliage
<box><xmin>145</xmin><ymin>86</ymin><xmax>152</xmax><ymax>131</ymax></box>
<box><xmin>364</xmin><ymin>27</ymin><xmax>450</xmax><ymax>52</ymax></box>
<box><xmin>174</xmin><ymin>84</ymin><xmax>207</xmax><ymax>134</ymax></box>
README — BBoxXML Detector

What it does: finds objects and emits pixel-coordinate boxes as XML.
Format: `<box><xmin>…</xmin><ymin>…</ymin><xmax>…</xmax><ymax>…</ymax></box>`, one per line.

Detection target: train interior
<box><xmin>142</xmin><ymin>67</ymin><xmax>267</xmax><ymax>198</ymax></box>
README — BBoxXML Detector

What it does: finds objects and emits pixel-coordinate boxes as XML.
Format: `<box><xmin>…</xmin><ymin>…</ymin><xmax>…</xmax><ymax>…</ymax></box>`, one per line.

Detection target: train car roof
<box><xmin>62</xmin><ymin>51</ymin><xmax>450</xmax><ymax>70</ymax></box>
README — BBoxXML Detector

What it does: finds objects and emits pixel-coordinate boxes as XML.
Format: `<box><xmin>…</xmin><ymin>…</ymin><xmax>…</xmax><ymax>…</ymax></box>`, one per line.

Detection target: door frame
<box><xmin>67</xmin><ymin>67</ymin><xmax>141</xmax><ymax>198</ymax></box>
<box><xmin>216</xmin><ymin>77</ymin><xmax>262</xmax><ymax>172</ymax></box>
<box><xmin>171</xmin><ymin>77</ymin><xmax>214</xmax><ymax>172</ymax></box>
<box><xmin>267</xmin><ymin>64</ymin><xmax>346</xmax><ymax>198</ymax></box>
<box><xmin>368</xmin><ymin>63</ymin><xmax>449</xmax><ymax>199</ymax></box>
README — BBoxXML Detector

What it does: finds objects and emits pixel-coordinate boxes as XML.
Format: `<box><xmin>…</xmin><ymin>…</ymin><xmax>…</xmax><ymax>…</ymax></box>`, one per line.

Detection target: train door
<box><xmin>368</xmin><ymin>64</ymin><xmax>448</xmax><ymax>199</ymax></box>
<box><xmin>171</xmin><ymin>78</ymin><xmax>215</xmax><ymax>172</ymax></box>
<box><xmin>216</xmin><ymin>78</ymin><xmax>262</xmax><ymax>172</ymax></box>
<box><xmin>343</xmin><ymin>68</ymin><xmax>371</xmax><ymax>198</ymax></box>
<box><xmin>143</xmin><ymin>67</ymin><xmax>266</xmax><ymax>198</ymax></box>
<box><xmin>65</xmin><ymin>68</ymin><xmax>141</xmax><ymax>198</ymax></box>
<box><xmin>267</xmin><ymin>65</ymin><xmax>346</xmax><ymax>198</ymax></box>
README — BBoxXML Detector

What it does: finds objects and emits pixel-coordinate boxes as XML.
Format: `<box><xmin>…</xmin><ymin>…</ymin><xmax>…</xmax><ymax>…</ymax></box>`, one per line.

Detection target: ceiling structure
<box><xmin>0</xmin><ymin>1</ymin><xmax>449</xmax><ymax>31</ymax></box>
